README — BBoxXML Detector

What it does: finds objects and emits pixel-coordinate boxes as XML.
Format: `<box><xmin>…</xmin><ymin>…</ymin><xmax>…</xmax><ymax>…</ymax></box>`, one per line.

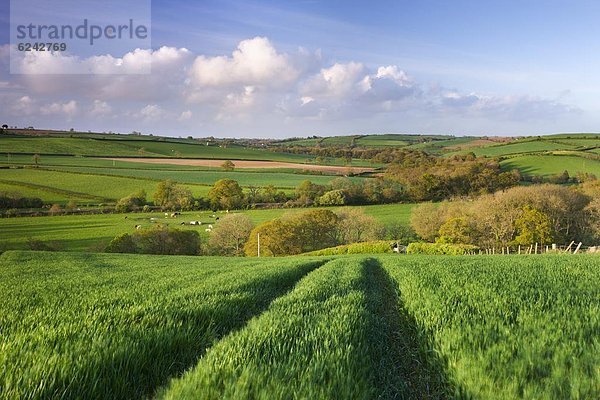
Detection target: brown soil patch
<box><xmin>103</xmin><ymin>158</ymin><xmax>375</xmax><ymax>174</ymax></box>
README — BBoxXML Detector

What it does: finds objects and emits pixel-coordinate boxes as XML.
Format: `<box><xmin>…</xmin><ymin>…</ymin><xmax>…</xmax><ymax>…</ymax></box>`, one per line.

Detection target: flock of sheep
<box><xmin>132</xmin><ymin>211</ymin><xmax>228</xmax><ymax>233</ymax></box>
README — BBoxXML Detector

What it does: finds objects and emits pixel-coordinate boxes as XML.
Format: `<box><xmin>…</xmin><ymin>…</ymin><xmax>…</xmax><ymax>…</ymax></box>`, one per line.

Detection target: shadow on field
<box><xmin>364</xmin><ymin>258</ymin><xmax>462</xmax><ymax>399</ymax></box>
<box><xmin>36</xmin><ymin>259</ymin><xmax>327</xmax><ymax>400</ymax></box>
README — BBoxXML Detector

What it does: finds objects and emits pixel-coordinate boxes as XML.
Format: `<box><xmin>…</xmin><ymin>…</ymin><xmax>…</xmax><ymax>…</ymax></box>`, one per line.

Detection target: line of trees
<box><xmin>410</xmin><ymin>182</ymin><xmax>600</xmax><ymax>248</ymax></box>
<box><xmin>113</xmin><ymin>176</ymin><xmax>407</xmax><ymax>214</ymax></box>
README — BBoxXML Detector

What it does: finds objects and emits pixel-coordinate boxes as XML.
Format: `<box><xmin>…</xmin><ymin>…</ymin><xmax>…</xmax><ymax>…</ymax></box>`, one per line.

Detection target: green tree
<box><xmin>153</xmin><ymin>180</ymin><xmax>193</xmax><ymax>211</ymax></box>
<box><xmin>437</xmin><ymin>217</ymin><xmax>475</xmax><ymax>244</ymax></box>
<box><xmin>106</xmin><ymin>226</ymin><xmax>201</xmax><ymax>255</ymax></box>
<box><xmin>115</xmin><ymin>190</ymin><xmax>147</xmax><ymax>212</ymax></box>
<box><xmin>208</xmin><ymin>179</ymin><xmax>245</xmax><ymax>210</ymax></box>
<box><xmin>512</xmin><ymin>206</ymin><xmax>554</xmax><ymax>246</ymax></box>
<box><xmin>318</xmin><ymin>190</ymin><xmax>347</xmax><ymax>206</ymax></box>
<box><xmin>208</xmin><ymin>214</ymin><xmax>254</xmax><ymax>256</ymax></box>
<box><xmin>336</xmin><ymin>208</ymin><xmax>383</xmax><ymax>244</ymax></box>
<box><xmin>295</xmin><ymin>180</ymin><xmax>327</xmax><ymax>205</ymax></box>
<box><xmin>244</xmin><ymin>209</ymin><xmax>339</xmax><ymax>256</ymax></box>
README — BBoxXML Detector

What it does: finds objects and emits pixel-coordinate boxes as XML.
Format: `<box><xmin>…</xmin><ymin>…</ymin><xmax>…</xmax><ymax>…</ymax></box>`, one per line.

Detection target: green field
<box><xmin>1</xmin><ymin>252</ymin><xmax>598</xmax><ymax>399</ymax></box>
<box><xmin>0</xmin><ymin>168</ymin><xmax>210</xmax><ymax>203</ymax></box>
<box><xmin>0</xmin><ymin>251</ymin><xmax>323</xmax><ymax>399</ymax></box>
<box><xmin>501</xmin><ymin>155</ymin><xmax>600</xmax><ymax>177</ymax></box>
<box><xmin>0</xmin><ymin>163</ymin><xmax>366</xmax><ymax>207</ymax></box>
<box><xmin>34</xmin><ymin>166</ymin><xmax>366</xmax><ymax>189</ymax></box>
<box><xmin>0</xmin><ymin>136</ymin><xmax>372</xmax><ymax>166</ymax></box>
<box><xmin>0</xmin><ymin>203</ymin><xmax>416</xmax><ymax>252</ymax></box>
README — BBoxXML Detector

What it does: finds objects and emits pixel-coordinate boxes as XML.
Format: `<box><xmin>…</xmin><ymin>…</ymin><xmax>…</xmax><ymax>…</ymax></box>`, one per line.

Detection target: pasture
<box><xmin>1</xmin><ymin>252</ymin><xmax>598</xmax><ymax>399</ymax></box>
<box><xmin>501</xmin><ymin>154</ymin><xmax>600</xmax><ymax>177</ymax></box>
<box><xmin>0</xmin><ymin>203</ymin><xmax>417</xmax><ymax>252</ymax></box>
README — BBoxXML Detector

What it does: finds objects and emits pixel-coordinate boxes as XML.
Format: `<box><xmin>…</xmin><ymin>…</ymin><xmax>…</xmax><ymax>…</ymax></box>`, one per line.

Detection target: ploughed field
<box><xmin>0</xmin><ymin>251</ymin><xmax>598</xmax><ymax>399</ymax></box>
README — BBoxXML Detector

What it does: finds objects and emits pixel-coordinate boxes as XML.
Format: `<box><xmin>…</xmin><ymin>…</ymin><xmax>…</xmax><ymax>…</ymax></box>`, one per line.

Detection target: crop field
<box><xmin>0</xmin><ymin>203</ymin><xmax>416</xmax><ymax>252</ymax></box>
<box><xmin>0</xmin><ymin>251</ymin><xmax>324</xmax><ymax>399</ymax></box>
<box><xmin>1</xmin><ymin>252</ymin><xmax>598</xmax><ymax>399</ymax></box>
<box><xmin>501</xmin><ymin>154</ymin><xmax>600</xmax><ymax>177</ymax></box>
<box><xmin>0</xmin><ymin>168</ymin><xmax>210</xmax><ymax>203</ymax></box>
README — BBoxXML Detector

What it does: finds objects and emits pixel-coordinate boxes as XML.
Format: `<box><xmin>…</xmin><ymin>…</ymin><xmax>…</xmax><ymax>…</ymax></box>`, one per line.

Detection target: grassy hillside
<box><xmin>501</xmin><ymin>154</ymin><xmax>600</xmax><ymax>177</ymax></box>
<box><xmin>1</xmin><ymin>252</ymin><xmax>598</xmax><ymax>399</ymax></box>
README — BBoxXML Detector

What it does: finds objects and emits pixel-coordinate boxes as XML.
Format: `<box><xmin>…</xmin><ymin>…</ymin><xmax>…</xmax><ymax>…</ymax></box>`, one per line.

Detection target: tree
<box><xmin>208</xmin><ymin>214</ymin><xmax>254</xmax><ymax>256</ymax></box>
<box><xmin>208</xmin><ymin>179</ymin><xmax>245</xmax><ymax>210</ymax></box>
<box><xmin>295</xmin><ymin>180</ymin><xmax>327</xmax><ymax>205</ymax></box>
<box><xmin>244</xmin><ymin>209</ymin><xmax>339</xmax><ymax>256</ymax></box>
<box><xmin>106</xmin><ymin>226</ymin><xmax>201</xmax><ymax>255</ymax></box>
<box><xmin>512</xmin><ymin>206</ymin><xmax>554</xmax><ymax>246</ymax></box>
<box><xmin>221</xmin><ymin>160</ymin><xmax>235</xmax><ymax>171</ymax></box>
<box><xmin>245</xmin><ymin>219</ymin><xmax>300</xmax><ymax>257</ymax></box>
<box><xmin>318</xmin><ymin>190</ymin><xmax>347</xmax><ymax>206</ymax></box>
<box><xmin>410</xmin><ymin>203</ymin><xmax>446</xmax><ymax>242</ymax></box>
<box><xmin>437</xmin><ymin>217</ymin><xmax>475</xmax><ymax>244</ymax></box>
<box><xmin>153</xmin><ymin>180</ymin><xmax>193</xmax><ymax>210</ymax></box>
<box><xmin>336</xmin><ymin>208</ymin><xmax>383</xmax><ymax>244</ymax></box>
<box><xmin>116</xmin><ymin>190</ymin><xmax>147</xmax><ymax>212</ymax></box>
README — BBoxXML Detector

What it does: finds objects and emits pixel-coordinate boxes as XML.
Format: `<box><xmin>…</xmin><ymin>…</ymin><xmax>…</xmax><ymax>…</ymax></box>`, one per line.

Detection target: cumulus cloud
<box><xmin>138</xmin><ymin>104</ymin><xmax>165</xmax><ymax>119</ymax></box>
<box><xmin>178</xmin><ymin>110</ymin><xmax>192</xmax><ymax>121</ymax></box>
<box><xmin>89</xmin><ymin>100</ymin><xmax>112</xmax><ymax>117</ymax></box>
<box><xmin>10</xmin><ymin>96</ymin><xmax>36</xmax><ymax>115</ymax></box>
<box><xmin>40</xmin><ymin>100</ymin><xmax>78</xmax><ymax>119</ymax></box>
<box><xmin>0</xmin><ymin>37</ymin><xmax>581</xmax><ymax>135</ymax></box>
<box><xmin>190</xmin><ymin>37</ymin><xmax>298</xmax><ymax>88</ymax></box>
<box><xmin>9</xmin><ymin>46</ymin><xmax>192</xmax><ymax>102</ymax></box>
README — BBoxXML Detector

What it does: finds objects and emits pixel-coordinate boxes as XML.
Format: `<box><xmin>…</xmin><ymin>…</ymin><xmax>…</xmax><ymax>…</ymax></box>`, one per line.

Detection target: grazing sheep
<box><xmin>180</xmin><ymin>222</ymin><xmax>185</xmax><ymax>225</ymax></box>
<box><xmin>135</xmin><ymin>225</ymin><xmax>142</xmax><ymax>230</ymax></box>
<box><xmin>215</xmin><ymin>217</ymin><xmax>220</xmax><ymax>221</ymax></box>
<box><xmin>205</xmin><ymin>228</ymin><xmax>212</xmax><ymax>232</ymax></box>
<box><xmin>208</xmin><ymin>224</ymin><xmax>213</xmax><ymax>229</ymax></box>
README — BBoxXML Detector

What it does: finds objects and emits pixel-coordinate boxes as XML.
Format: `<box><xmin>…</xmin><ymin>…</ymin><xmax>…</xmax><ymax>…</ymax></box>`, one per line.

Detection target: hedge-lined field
<box><xmin>0</xmin><ymin>203</ymin><xmax>416</xmax><ymax>252</ymax></box>
<box><xmin>1</xmin><ymin>252</ymin><xmax>598</xmax><ymax>399</ymax></box>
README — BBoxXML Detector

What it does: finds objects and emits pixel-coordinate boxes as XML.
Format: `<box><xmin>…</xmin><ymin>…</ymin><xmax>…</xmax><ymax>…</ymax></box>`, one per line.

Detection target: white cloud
<box><xmin>138</xmin><ymin>104</ymin><xmax>164</xmax><ymax>119</ymax></box>
<box><xmin>10</xmin><ymin>47</ymin><xmax>192</xmax><ymax>102</ymax></box>
<box><xmin>11</xmin><ymin>96</ymin><xmax>35</xmax><ymax>115</ymax></box>
<box><xmin>178</xmin><ymin>110</ymin><xmax>192</xmax><ymax>121</ymax></box>
<box><xmin>0</xmin><ymin>38</ymin><xmax>582</xmax><ymax>135</ymax></box>
<box><xmin>190</xmin><ymin>37</ymin><xmax>298</xmax><ymax>88</ymax></box>
<box><xmin>90</xmin><ymin>100</ymin><xmax>112</xmax><ymax>117</ymax></box>
<box><xmin>40</xmin><ymin>100</ymin><xmax>78</xmax><ymax>119</ymax></box>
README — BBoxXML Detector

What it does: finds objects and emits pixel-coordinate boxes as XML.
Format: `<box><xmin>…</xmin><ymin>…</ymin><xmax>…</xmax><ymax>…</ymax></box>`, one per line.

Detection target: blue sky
<box><xmin>1</xmin><ymin>0</ymin><xmax>599</xmax><ymax>137</ymax></box>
